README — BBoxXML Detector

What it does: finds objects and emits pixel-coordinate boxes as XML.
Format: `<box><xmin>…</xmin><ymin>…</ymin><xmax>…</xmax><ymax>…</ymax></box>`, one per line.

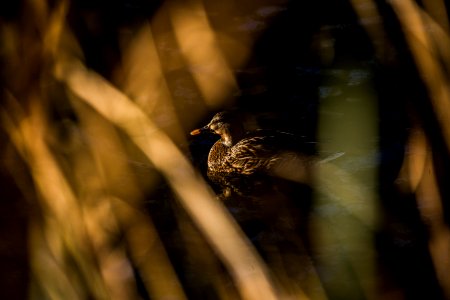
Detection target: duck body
<box><xmin>191</xmin><ymin>112</ymin><xmax>310</xmax><ymax>177</ymax></box>
<box><xmin>207</xmin><ymin>133</ymin><xmax>292</xmax><ymax>175</ymax></box>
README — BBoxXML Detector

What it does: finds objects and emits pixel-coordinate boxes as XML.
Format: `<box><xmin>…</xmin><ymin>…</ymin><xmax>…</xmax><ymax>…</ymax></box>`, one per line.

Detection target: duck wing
<box><xmin>225</xmin><ymin>136</ymin><xmax>284</xmax><ymax>175</ymax></box>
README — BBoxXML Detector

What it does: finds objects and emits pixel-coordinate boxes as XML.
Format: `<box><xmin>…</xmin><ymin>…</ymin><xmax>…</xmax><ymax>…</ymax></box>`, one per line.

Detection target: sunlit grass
<box><xmin>1</xmin><ymin>0</ymin><xmax>449</xmax><ymax>299</ymax></box>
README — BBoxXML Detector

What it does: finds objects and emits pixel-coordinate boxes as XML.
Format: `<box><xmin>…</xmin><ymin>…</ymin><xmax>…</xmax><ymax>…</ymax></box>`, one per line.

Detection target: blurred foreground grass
<box><xmin>1</xmin><ymin>0</ymin><xmax>449</xmax><ymax>299</ymax></box>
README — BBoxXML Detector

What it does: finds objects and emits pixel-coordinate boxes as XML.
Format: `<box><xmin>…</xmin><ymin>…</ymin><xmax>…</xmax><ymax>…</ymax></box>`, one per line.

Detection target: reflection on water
<box><xmin>213</xmin><ymin>176</ymin><xmax>317</xmax><ymax>294</ymax></box>
<box><xmin>184</xmin><ymin>164</ymin><xmax>318</xmax><ymax>298</ymax></box>
<box><xmin>209</xmin><ymin>172</ymin><xmax>312</xmax><ymax>240</ymax></box>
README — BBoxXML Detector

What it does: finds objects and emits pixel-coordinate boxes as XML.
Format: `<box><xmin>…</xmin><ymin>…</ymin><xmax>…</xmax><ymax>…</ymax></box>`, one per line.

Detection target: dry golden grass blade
<box><xmin>349</xmin><ymin>0</ymin><xmax>388</xmax><ymax>61</ymax></box>
<box><xmin>72</xmin><ymin>100</ymin><xmax>187</xmax><ymax>300</ymax></box>
<box><xmin>174</xmin><ymin>211</ymin><xmax>241</xmax><ymax>300</ymax></box>
<box><xmin>119</xmin><ymin>23</ymin><xmax>187</xmax><ymax>143</ymax></box>
<box><xmin>81</xmin><ymin>196</ymin><xmax>141</xmax><ymax>300</ymax></box>
<box><xmin>2</xmin><ymin>2</ymin><xmax>149</xmax><ymax>298</ymax></box>
<box><xmin>389</xmin><ymin>0</ymin><xmax>450</xmax><ymax>153</ymax></box>
<box><xmin>118</xmin><ymin>21</ymin><xmax>236</xmax><ymax>299</ymax></box>
<box><xmin>422</xmin><ymin>0</ymin><xmax>450</xmax><ymax>33</ymax></box>
<box><xmin>399</xmin><ymin>129</ymin><xmax>428</xmax><ymax>193</ymax></box>
<box><xmin>419</xmin><ymin>10</ymin><xmax>450</xmax><ymax>75</ymax></box>
<box><xmin>55</xmin><ymin>110</ymin><xmax>144</xmax><ymax>300</ymax></box>
<box><xmin>0</xmin><ymin>2</ymin><xmax>113</xmax><ymax>298</ymax></box>
<box><xmin>167</xmin><ymin>0</ymin><xmax>239</xmax><ymax>109</ymax></box>
<box><xmin>26</xmin><ymin>0</ymin><xmax>49</xmax><ymax>32</ymax></box>
<box><xmin>55</xmin><ymin>58</ymin><xmax>282</xmax><ymax>300</ymax></box>
<box><xmin>1</xmin><ymin>98</ymin><xmax>109</xmax><ymax>300</ymax></box>
<box><xmin>113</xmin><ymin>198</ymin><xmax>189</xmax><ymax>300</ymax></box>
<box><xmin>42</xmin><ymin>0</ymin><xmax>68</xmax><ymax>58</ymax></box>
<box><xmin>402</xmin><ymin>128</ymin><xmax>450</xmax><ymax>298</ymax></box>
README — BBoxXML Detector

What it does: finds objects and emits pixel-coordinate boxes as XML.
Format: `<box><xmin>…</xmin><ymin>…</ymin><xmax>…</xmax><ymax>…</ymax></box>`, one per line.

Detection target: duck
<box><xmin>190</xmin><ymin>111</ymin><xmax>313</xmax><ymax>182</ymax></box>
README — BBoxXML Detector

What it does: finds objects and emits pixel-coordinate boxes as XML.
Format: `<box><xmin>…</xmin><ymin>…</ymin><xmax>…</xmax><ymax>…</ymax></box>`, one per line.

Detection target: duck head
<box><xmin>190</xmin><ymin>112</ymin><xmax>243</xmax><ymax>147</ymax></box>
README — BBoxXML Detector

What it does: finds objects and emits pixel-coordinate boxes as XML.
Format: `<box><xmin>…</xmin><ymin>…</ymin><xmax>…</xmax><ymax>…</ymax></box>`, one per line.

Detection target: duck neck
<box><xmin>221</xmin><ymin>124</ymin><xmax>244</xmax><ymax>147</ymax></box>
<box><xmin>221</xmin><ymin>133</ymin><xmax>234</xmax><ymax>147</ymax></box>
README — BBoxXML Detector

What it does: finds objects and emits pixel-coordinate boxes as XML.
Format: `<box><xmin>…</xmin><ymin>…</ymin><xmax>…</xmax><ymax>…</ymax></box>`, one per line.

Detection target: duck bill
<box><xmin>190</xmin><ymin>128</ymin><xmax>203</xmax><ymax>135</ymax></box>
<box><xmin>190</xmin><ymin>125</ymin><xmax>209</xmax><ymax>135</ymax></box>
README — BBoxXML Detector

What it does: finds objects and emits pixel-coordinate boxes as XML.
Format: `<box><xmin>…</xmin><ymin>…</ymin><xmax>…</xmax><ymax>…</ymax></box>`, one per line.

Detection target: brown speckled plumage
<box><xmin>207</xmin><ymin>135</ymin><xmax>284</xmax><ymax>175</ymax></box>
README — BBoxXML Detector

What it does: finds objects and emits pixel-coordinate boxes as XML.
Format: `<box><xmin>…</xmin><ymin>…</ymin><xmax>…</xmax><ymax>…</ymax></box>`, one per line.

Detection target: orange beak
<box><xmin>190</xmin><ymin>125</ymin><xmax>209</xmax><ymax>136</ymax></box>
<box><xmin>190</xmin><ymin>128</ymin><xmax>202</xmax><ymax>135</ymax></box>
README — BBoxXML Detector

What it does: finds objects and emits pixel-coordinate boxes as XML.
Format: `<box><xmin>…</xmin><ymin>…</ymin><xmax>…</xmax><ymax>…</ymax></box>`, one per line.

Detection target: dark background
<box><xmin>1</xmin><ymin>0</ymin><xmax>450</xmax><ymax>299</ymax></box>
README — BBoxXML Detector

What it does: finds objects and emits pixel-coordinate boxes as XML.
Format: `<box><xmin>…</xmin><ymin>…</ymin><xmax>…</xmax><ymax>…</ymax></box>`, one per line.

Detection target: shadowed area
<box><xmin>1</xmin><ymin>0</ymin><xmax>450</xmax><ymax>299</ymax></box>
